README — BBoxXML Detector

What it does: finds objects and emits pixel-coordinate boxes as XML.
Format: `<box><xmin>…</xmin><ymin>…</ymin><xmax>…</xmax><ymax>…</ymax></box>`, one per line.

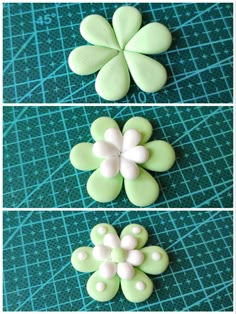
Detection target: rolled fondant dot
<box><xmin>93</xmin><ymin>245</ymin><xmax>111</xmax><ymax>261</ymax></box>
<box><xmin>103</xmin><ymin>233</ymin><xmax>121</xmax><ymax>248</ymax></box>
<box><xmin>77</xmin><ymin>251</ymin><xmax>88</xmax><ymax>261</ymax></box>
<box><xmin>99</xmin><ymin>261</ymin><xmax>117</xmax><ymax>279</ymax></box>
<box><xmin>152</xmin><ymin>252</ymin><xmax>162</xmax><ymax>261</ymax></box>
<box><xmin>98</xmin><ymin>226</ymin><xmax>107</xmax><ymax>234</ymax></box>
<box><xmin>96</xmin><ymin>282</ymin><xmax>106</xmax><ymax>292</ymax></box>
<box><xmin>127</xmin><ymin>250</ymin><xmax>144</xmax><ymax>266</ymax></box>
<box><xmin>120</xmin><ymin>235</ymin><xmax>137</xmax><ymax>250</ymax></box>
<box><xmin>132</xmin><ymin>226</ymin><xmax>141</xmax><ymax>234</ymax></box>
<box><xmin>136</xmin><ymin>281</ymin><xmax>146</xmax><ymax>291</ymax></box>
<box><xmin>117</xmin><ymin>262</ymin><xmax>135</xmax><ymax>280</ymax></box>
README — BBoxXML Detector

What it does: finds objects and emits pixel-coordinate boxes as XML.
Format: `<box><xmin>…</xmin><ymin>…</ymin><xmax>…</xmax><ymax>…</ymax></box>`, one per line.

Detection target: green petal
<box><xmin>95</xmin><ymin>52</ymin><xmax>130</xmax><ymax>101</ymax></box>
<box><xmin>86</xmin><ymin>270</ymin><xmax>120</xmax><ymax>302</ymax></box>
<box><xmin>71</xmin><ymin>247</ymin><xmax>100</xmax><ymax>272</ymax></box>
<box><xmin>138</xmin><ymin>246</ymin><xmax>169</xmax><ymax>275</ymax></box>
<box><xmin>80</xmin><ymin>14</ymin><xmax>120</xmax><ymax>50</ymax></box>
<box><xmin>120</xmin><ymin>224</ymin><xmax>148</xmax><ymax>249</ymax></box>
<box><xmin>87</xmin><ymin>168</ymin><xmax>123</xmax><ymax>203</ymax></box>
<box><xmin>68</xmin><ymin>46</ymin><xmax>118</xmax><ymax>75</ymax></box>
<box><xmin>142</xmin><ymin>140</ymin><xmax>176</xmax><ymax>172</ymax></box>
<box><xmin>124</xmin><ymin>51</ymin><xmax>167</xmax><ymax>93</ymax></box>
<box><xmin>122</xmin><ymin>117</ymin><xmax>152</xmax><ymax>145</ymax></box>
<box><xmin>112</xmin><ymin>6</ymin><xmax>142</xmax><ymax>49</ymax></box>
<box><xmin>70</xmin><ymin>143</ymin><xmax>101</xmax><ymax>170</ymax></box>
<box><xmin>91</xmin><ymin>117</ymin><xmax>120</xmax><ymax>142</ymax></box>
<box><xmin>125</xmin><ymin>22</ymin><xmax>172</xmax><ymax>54</ymax></box>
<box><xmin>121</xmin><ymin>269</ymin><xmax>153</xmax><ymax>303</ymax></box>
<box><xmin>124</xmin><ymin>167</ymin><xmax>159</xmax><ymax>207</ymax></box>
<box><xmin>90</xmin><ymin>223</ymin><xmax>118</xmax><ymax>246</ymax></box>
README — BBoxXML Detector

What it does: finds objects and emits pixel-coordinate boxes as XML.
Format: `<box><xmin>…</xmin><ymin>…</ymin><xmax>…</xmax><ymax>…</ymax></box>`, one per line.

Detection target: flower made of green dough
<box><xmin>68</xmin><ymin>6</ymin><xmax>172</xmax><ymax>101</ymax></box>
<box><xmin>71</xmin><ymin>223</ymin><xmax>169</xmax><ymax>302</ymax></box>
<box><xmin>70</xmin><ymin>116</ymin><xmax>175</xmax><ymax>207</ymax></box>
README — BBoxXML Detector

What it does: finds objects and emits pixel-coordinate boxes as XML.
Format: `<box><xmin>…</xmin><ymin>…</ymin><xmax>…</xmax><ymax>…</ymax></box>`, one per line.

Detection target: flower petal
<box><xmin>104</xmin><ymin>128</ymin><xmax>123</xmax><ymax>150</ymax></box>
<box><xmin>80</xmin><ymin>14</ymin><xmax>119</xmax><ymax>50</ymax></box>
<box><xmin>122</xmin><ymin>146</ymin><xmax>149</xmax><ymax>163</ymax></box>
<box><xmin>124</xmin><ymin>167</ymin><xmax>159</xmax><ymax>207</ymax></box>
<box><xmin>125</xmin><ymin>22</ymin><xmax>172</xmax><ymax>54</ymax></box>
<box><xmin>93</xmin><ymin>141</ymin><xmax>119</xmax><ymax>158</ymax></box>
<box><xmin>122</xmin><ymin>117</ymin><xmax>152</xmax><ymax>145</ymax></box>
<box><xmin>138</xmin><ymin>246</ymin><xmax>169</xmax><ymax>275</ymax></box>
<box><xmin>121</xmin><ymin>269</ymin><xmax>153</xmax><ymax>303</ymax></box>
<box><xmin>124</xmin><ymin>51</ymin><xmax>167</xmax><ymax>93</ymax></box>
<box><xmin>70</xmin><ymin>143</ymin><xmax>101</xmax><ymax>171</ymax></box>
<box><xmin>122</xmin><ymin>129</ymin><xmax>141</xmax><ymax>152</ymax></box>
<box><xmin>120</xmin><ymin>157</ymin><xmax>139</xmax><ymax>180</ymax></box>
<box><xmin>95</xmin><ymin>52</ymin><xmax>130</xmax><ymax>101</ymax></box>
<box><xmin>86</xmin><ymin>270</ymin><xmax>120</xmax><ymax>302</ymax></box>
<box><xmin>90</xmin><ymin>223</ymin><xmax>117</xmax><ymax>246</ymax></box>
<box><xmin>87</xmin><ymin>168</ymin><xmax>123</xmax><ymax>203</ymax></box>
<box><xmin>142</xmin><ymin>140</ymin><xmax>176</xmax><ymax>172</ymax></box>
<box><xmin>117</xmin><ymin>262</ymin><xmax>135</xmax><ymax>280</ymax></box>
<box><xmin>91</xmin><ymin>117</ymin><xmax>119</xmax><ymax>142</ymax></box>
<box><xmin>112</xmin><ymin>6</ymin><xmax>142</xmax><ymax>49</ymax></box>
<box><xmin>68</xmin><ymin>46</ymin><xmax>118</xmax><ymax>75</ymax></box>
<box><xmin>71</xmin><ymin>247</ymin><xmax>101</xmax><ymax>272</ymax></box>
<box><xmin>100</xmin><ymin>157</ymin><xmax>120</xmax><ymax>178</ymax></box>
<box><xmin>120</xmin><ymin>224</ymin><xmax>148</xmax><ymax>249</ymax></box>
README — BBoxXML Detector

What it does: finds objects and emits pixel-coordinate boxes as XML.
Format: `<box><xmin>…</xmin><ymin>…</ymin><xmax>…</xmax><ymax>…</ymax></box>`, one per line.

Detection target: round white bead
<box><xmin>103</xmin><ymin>233</ymin><xmax>120</xmax><ymax>248</ymax></box>
<box><xmin>152</xmin><ymin>252</ymin><xmax>162</xmax><ymax>261</ymax></box>
<box><xmin>99</xmin><ymin>261</ymin><xmax>116</xmax><ymax>279</ymax></box>
<box><xmin>97</xmin><ymin>226</ymin><xmax>107</xmax><ymax>234</ymax></box>
<box><xmin>93</xmin><ymin>245</ymin><xmax>111</xmax><ymax>261</ymax></box>
<box><xmin>117</xmin><ymin>262</ymin><xmax>135</xmax><ymax>280</ymax></box>
<box><xmin>120</xmin><ymin>235</ymin><xmax>138</xmax><ymax>250</ymax></box>
<box><xmin>77</xmin><ymin>251</ymin><xmax>87</xmax><ymax>261</ymax></box>
<box><xmin>132</xmin><ymin>226</ymin><xmax>141</xmax><ymax>234</ymax></box>
<box><xmin>96</xmin><ymin>282</ymin><xmax>106</xmax><ymax>292</ymax></box>
<box><xmin>127</xmin><ymin>250</ymin><xmax>144</xmax><ymax>266</ymax></box>
<box><xmin>136</xmin><ymin>281</ymin><xmax>146</xmax><ymax>291</ymax></box>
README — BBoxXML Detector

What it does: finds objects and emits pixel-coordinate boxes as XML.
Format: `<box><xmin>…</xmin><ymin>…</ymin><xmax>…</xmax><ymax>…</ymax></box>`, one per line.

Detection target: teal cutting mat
<box><xmin>3</xmin><ymin>106</ymin><xmax>233</xmax><ymax>208</ymax></box>
<box><xmin>3</xmin><ymin>210</ymin><xmax>233</xmax><ymax>311</ymax></box>
<box><xmin>3</xmin><ymin>2</ymin><xmax>233</xmax><ymax>103</ymax></box>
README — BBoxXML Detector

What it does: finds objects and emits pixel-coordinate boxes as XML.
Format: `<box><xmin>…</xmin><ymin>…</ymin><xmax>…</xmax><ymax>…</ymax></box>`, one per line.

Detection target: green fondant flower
<box><xmin>68</xmin><ymin>6</ymin><xmax>172</xmax><ymax>101</ymax></box>
<box><xmin>70</xmin><ymin>117</ymin><xmax>175</xmax><ymax>207</ymax></box>
<box><xmin>71</xmin><ymin>223</ymin><xmax>169</xmax><ymax>303</ymax></box>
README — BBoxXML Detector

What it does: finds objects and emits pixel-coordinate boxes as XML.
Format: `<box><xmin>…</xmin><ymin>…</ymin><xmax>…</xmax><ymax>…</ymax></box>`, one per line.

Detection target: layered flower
<box><xmin>68</xmin><ymin>6</ymin><xmax>172</xmax><ymax>101</ymax></box>
<box><xmin>71</xmin><ymin>223</ymin><xmax>169</xmax><ymax>302</ymax></box>
<box><xmin>70</xmin><ymin>116</ymin><xmax>176</xmax><ymax>207</ymax></box>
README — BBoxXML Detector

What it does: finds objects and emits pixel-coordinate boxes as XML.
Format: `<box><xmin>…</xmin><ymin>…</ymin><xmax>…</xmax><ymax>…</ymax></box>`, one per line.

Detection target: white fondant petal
<box><xmin>117</xmin><ymin>262</ymin><xmax>135</xmax><ymax>280</ymax></box>
<box><xmin>93</xmin><ymin>245</ymin><xmax>111</xmax><ymax>261</ymax></box>
<box><xmin>104</xmin><ymin>128</ymin><xmax>123</xmax><ymax>150</ymax></box>
<box><xmin>122</xmin><ymin>146</ymin><xmax>149</xmax><ymax>164</ymax></box>
<box><xmin>120</xmin><ymin>235</ymin><xmax>138</xmax><ymax>250</ymax></box>
<box><xmin>122</xmin><ymin>129</ymin><xmax>141</xmax><ymax>152</ymax></box>
<box><xmin>120</xmin><ymin>157</ymin><xmax>139</xmax><ymax>180</ymax></box>
<box><xmin>100</xmin><ymin>157</ymin><xmax>120</xmax><ymax>178</ymax></box>
<box><xmin>103</xmin><ymin>233</ymin><xmax>121</xmax><ymax>248</ymax></box>
<box><xmin>99</xmin><ymin>261</ymin><xmax>117</xmax><ymax>279</ymax></box>
<box><xmin>126</xmin><ymin>250</ymin><xmax>144</xmax><ymax>266</ymax></box>
<box><xmin>93</xmin><ymin>141</ymin><xmax>119</xmax><ymax>158</ymax></box>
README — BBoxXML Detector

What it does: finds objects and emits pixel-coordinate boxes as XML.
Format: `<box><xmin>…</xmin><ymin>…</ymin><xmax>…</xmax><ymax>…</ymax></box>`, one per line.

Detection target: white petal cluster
<box><xmin>93</xmin><ymin>128</ymin><xmax>149</xmax><ymax>180</ymax></box>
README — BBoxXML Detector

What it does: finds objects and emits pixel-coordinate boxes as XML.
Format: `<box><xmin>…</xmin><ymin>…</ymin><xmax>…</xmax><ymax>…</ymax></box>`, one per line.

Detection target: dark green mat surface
<box><xmin>3</xmin><ymin>210</ymin><xmax>233</xmax><ymax>311</ymax></box>
<box><xmin>3</xmin><ymin>106</ymin><xmax>233</xmax><ymax>208</ymax></box>
<box><xmin>3</xmin><ymin>2</ymin><xmax>233</xmax><ymax>103</ymax></box>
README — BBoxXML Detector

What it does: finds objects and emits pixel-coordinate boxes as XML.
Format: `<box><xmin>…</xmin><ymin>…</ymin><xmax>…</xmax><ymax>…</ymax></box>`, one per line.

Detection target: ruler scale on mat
<box><xmin>3</xmin><ymin>106</ymin><xmax>233</xmax><ymax>208</ymax></box>
<box><xmin>3</xmin><ymin>210</ymin><xmax>233</xmax><ymax>311</ymax></box>
<box><xmin>3</xmin><ymin>2</ymin><xmax>233</xmax><ymax>103</ymax></box>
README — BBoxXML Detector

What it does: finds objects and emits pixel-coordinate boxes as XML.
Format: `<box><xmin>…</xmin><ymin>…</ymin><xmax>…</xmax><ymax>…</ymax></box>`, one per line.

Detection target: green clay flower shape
<box><xmin>70</xmin><ymin>116</ymin><xmax>175</xmax><ymax>207</ymax></box>
<box><xmin>68</xmin><ymin>6</ymin><xmax>172</xmax><ymax>101</ymax></box>
<box><xmin>71</xmin><ymin>223</ymin><xmax>169</xmax><ymax>302</ymax></box>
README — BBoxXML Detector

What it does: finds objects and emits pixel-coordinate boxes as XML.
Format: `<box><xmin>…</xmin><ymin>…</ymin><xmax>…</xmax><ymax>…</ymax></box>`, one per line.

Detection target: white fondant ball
<box><xmin>103</xmin><ymin>233</ymin><xmax>121</xmax><ymax>248</ymax></box>
<box><xmin>127</xmin><ymin>250</ymin><xmax>144</xmax><ymax>266</ymax></box>
<box><xmin>97</xmin><ymin>225</ymin><xmax>107</xmax><ymax>234</ymax></box>
<box><xmin>99</xmin><ymin>261</ymin><xmax>117</xmax><ymax>279</ymax></box>
<box><xmin>117</xmin><ymin>262</ymin><xmax>135</xmax><ymax>280</ymax></box>
<box><xmin>96</xmin><ymin>282</ymin><xmax>106</xmax><ymax>292</ymax></box>
<box><xmin>93</xmin><ymin>245</ymin><xmax>111</xmax><ymax>261</ymax></box>
<box><xmin>152</xmin><ymin>251</ymin><xmax>162</xmax><ymax>261</ymax></box>
<box><xmin>120</xmin><ymin>235</ymin><xmax>138</xmax><ymax>250</ymax></box>
<box><xmin>136</xmin><ymin>281</ymin><xmax>146</xmax><ymax>291</ymax></box>
<box><xmin>132</xmin><ymin>226</ymin><xmax>141</xmax><ymax>234</ymax></box>
<box><xmin>77</xmin><ymin>251</ymin><xmax>87</xmax><ymax>261</ymax></box>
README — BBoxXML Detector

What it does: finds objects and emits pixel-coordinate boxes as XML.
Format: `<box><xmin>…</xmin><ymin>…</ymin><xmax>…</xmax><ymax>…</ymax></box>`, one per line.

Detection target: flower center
<box><xmin>111</xmin><ymin>247</ymin><xmax>128</xmax><ymax>263</ymax></box>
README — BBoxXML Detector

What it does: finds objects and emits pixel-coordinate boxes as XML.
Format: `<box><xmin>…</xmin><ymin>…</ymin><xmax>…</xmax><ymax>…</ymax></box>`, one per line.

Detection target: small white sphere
<box><xmin>117</xmin><ymin>262</ymin><xmax>135</xmax><ymax>280</ymax></box>
<box><xmin>97</xmin><ymin>225</ymin><xmax>107</xmax><ymax>234</ymax></box>
<box><xmin>132</xmin><ymin>226</ymin><xmax>141</xmax><ymax>234</ymax></box>
<box><xmin>77</xmin><ymin>251</ymin><xmax>87</xmax><ymax>261</ymax></box>
<box><xmin>92</xmin><ymin>245</ymin><xmax>111</xmax><ymax>261</ymax></box>
<box><xmin>103</xmin><ymin>233</ymin><xmax>121</xmax><ymax>248</ymax></box>
<box><xmin>120</xmin><ymin>235</ymin><xmax>138</xmax><ymax>250</ymax></box>
<box><xmin>127</xmin><ymin>250</ymin><xmax>144</xmax><ymax>266</ymax></box>
<box><xmin>99</xmin><ymin>261</ymin><xmax>117</xmax><ymax>279</ymax></box>
<box><xmin>152</xmin><ymin>251</ymin><xmax>162</xmax><ymax>261</ymax></box>
<box><xmin>96</xmin><ymin>282</ymin><xmax>106</xmax><ymax>292</ymax></box>
<box><xmin>136</xmin><ymin>281</ymin><xmax>146</xmax><ymax>291</ymax></box>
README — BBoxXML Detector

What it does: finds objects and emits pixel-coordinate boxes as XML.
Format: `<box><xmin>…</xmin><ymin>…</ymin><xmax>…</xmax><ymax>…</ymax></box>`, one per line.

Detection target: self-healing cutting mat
<box><xmin>3</xmin><ymin>2</ymin><xmax>233</xmax><ymax>103</ymax></box>
<box><xmin>3</xmin><ymin>106</ymin><xmax>233</xmax><ymax>208</ymax></box>
<box><xmin>3</xmin><ymin>210</ymin><xmax>233</xmax><ymax>311</ymax></box>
